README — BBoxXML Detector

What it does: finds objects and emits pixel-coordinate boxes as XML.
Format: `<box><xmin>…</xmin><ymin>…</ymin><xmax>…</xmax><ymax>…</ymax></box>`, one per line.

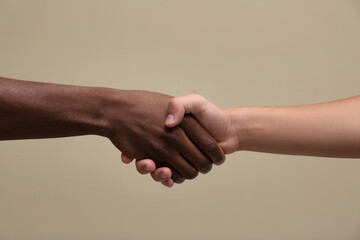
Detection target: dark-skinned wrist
<box><xmin>80</xmin><ymin>87</ymin><xmax>129</xmax><ymax>138</ymax></box>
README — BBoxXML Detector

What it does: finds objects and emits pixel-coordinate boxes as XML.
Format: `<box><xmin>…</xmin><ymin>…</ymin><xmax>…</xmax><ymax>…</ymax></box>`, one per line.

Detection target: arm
<box><xmin>137</xmin><ymin>94</ymin><xmax>360</xmax><ymax>185</ymax></box>
<box><xmin>165</xmin><ymin>94</ymin><xmax>360</xmax><ymax>157</ymax></box>
<box><xmin>230</xmin><ymin>97</ymin><xmax>360</xmax><ymax>157</ymax></box>
<box><xmin>0</xmin><ymin>77</ymin><xmax>225</xmax><ymax>184</ymax></box>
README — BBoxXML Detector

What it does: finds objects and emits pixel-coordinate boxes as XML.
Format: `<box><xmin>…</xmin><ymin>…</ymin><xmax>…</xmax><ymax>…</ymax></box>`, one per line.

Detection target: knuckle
<box><xmin>203</xmin><ymin>139</ymin><xmax>226</xmax><ymax>164</ymax></box>
<box><xmin>149</xmin><ymin>142</ymin><xmax>168</xmax><ymax>160</ymax></box>
<box><xmin>168</xmin><ymin>98</ymin><xmax>177</xmax><ymax>108</ymax></box>
<box><xmin>192</xmin><ymin>94</ymin><xmax>206</xmax><ymax>105</ymax></box>
<box><xmin>204</xmin><ymin>139</ymin><xmax>217</xmax><ymax>154</ymax></box>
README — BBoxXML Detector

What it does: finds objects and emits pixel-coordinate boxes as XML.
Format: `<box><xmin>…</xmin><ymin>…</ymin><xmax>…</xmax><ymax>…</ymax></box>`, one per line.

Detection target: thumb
<box><xmin>165</xmin><ymin>94</ymin><xmax>208</xmax><ymax>128</ymax></box>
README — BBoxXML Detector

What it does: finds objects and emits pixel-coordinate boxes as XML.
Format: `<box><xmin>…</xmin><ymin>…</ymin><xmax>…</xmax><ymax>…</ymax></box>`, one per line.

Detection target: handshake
<box><xmin>115</xmin><ymin>92</ymin><xmax>234</xmax><ymax>188</ymax></box>
<box><xmin>1</xmin><ymin>77</ymin><xmax>359</xmax><ymax>188</ymax></box>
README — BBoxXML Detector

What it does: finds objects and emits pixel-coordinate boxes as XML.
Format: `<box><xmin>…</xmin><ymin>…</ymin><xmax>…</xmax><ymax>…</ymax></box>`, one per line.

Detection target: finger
<box><xmin>135</xmin><ymin>159</ymin><xmax>157</xmax><ymax>174</ymax></box>
<box><xmin>166</xmin><ymin>163</ymin><xmax>185</xmax><ymax>183</ymax></box>
<box><xmin>150</xmin><ymin>167</ymin><xmax>172</xmax><ymax>182</ymax></box>
<box><xmin>166</xmin><ymin>94</ymin><xmax>208</xmax><ymax>127</ymax></box>
<box><xmin>172</xmin><ymin>170</ymin><xmax>185</xmax><ymax>183</ymax></box>
<box><xmin>162</xmin><ymin>179</ymin><xmax>174</xmax><ymax>188</ymax></box>
<box><xmin>135</xmin><ymin>159</ymin><xmax>156</xmax><ymax>174</ymax></box>
<box><xmin>177</xmin><ymin>130</ymin><xmax>213</xmax><ymax>174</ymax></box>
<box><xmin>168</xmin><ymin>154</ymin><xmax>199</xmax><ymax>180</ymax></box>
<box><xmin>181</xmin><ymin>115</ymin><xmax>225</xmax><ymax>165</ymax></box>
<box><xmin>154</xmin><ymin>161</ymin><xmax>185</xmax><ymax>184</ymax></box>
<box><xmin>121</xmin><ymin>153</ymin><xmax>134</xmax><ymax>164</ymax></box>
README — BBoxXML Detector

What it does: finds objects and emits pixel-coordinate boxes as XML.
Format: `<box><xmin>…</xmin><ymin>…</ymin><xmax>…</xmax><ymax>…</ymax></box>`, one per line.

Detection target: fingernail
<box><xmin>144</xmin><ymin>166</ymin><xmax>151</xmax><ymax>172</ymax></box>
<box><xmin>160</xmin><ymin>173</ymin><xmax>167</xmax><ymax>179</ymax></box>
<box><xmin>165</xmin><ymin>114</ymin><xmax>174</xmax><ymax>125</ymax></box>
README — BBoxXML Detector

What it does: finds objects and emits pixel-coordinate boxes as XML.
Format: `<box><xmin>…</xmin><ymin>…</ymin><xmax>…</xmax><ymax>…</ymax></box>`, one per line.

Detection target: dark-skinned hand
<box><xmin>102</xmin><ymin>90</ymin><xmax>225</xmax><ymax>183</ymax></box>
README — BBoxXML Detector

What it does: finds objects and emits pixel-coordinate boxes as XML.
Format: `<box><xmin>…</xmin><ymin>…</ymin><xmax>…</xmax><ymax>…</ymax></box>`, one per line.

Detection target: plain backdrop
<box><xmin>0</xmin><ymin>0</ymin><xmax>360</xmax><ymax>239</ymax></box>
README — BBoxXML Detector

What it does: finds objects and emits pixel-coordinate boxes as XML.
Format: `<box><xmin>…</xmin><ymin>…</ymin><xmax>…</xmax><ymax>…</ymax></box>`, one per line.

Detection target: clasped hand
<box><xmin>119</xmin><ymin>94</ymin><xmax>235</xmax><ymax>187</ymax></box>
<box><xmin>104</xmin><ymin>91</ymin><xmax>225</xmax><ymax>186</ymax></box>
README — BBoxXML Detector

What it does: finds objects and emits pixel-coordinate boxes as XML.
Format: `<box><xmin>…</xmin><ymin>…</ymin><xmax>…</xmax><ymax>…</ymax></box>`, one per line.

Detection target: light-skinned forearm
<box><xmin>230</xmin><ymin>96</ymin><xmax>360</xmax><ymax>158</ymax></box>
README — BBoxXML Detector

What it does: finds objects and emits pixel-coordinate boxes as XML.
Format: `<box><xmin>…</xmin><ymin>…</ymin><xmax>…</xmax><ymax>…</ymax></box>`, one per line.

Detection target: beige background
<box><xmin>0</xmin><ymin>0</ymin><xmax>360</xmax><ymax>239</ymax></box>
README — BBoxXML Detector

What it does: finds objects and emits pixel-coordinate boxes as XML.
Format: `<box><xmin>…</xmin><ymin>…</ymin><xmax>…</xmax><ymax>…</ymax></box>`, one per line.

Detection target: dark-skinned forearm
<box><xmin>0</xmin><ymin>77</ymin><xmax>112</xmax><ymax>140</ymax></box>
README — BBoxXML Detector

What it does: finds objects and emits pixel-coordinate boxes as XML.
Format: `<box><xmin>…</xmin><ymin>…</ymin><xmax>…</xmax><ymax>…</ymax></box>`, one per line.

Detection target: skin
<box><xmin>0</xmin><ymin>78</ymin><xmax>225</xmax><ymax>185</ymax></box>
<box><xmin>133</xmin><ymin>94</ymin><xmax>360</xmax><ymax>187</ymax></box>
